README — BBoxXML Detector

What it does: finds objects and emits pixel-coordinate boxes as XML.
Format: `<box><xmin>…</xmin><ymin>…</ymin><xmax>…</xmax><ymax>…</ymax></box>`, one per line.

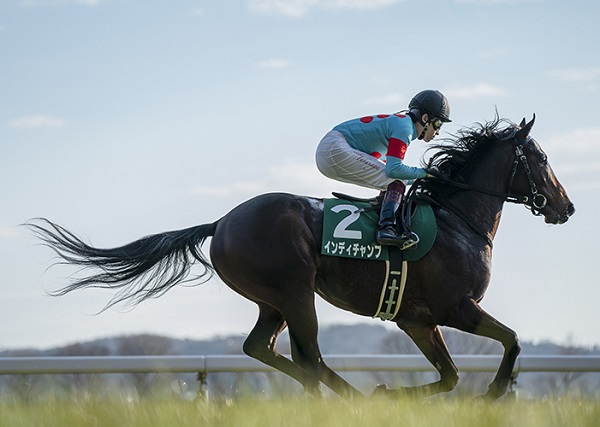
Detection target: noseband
<box><xmin>505</xmin><ymin>137</ymin><xmax>547</xmax><ymax>216</ymax></box>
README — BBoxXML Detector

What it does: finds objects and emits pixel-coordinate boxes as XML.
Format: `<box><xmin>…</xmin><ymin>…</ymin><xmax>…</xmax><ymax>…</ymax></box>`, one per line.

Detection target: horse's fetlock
<box><xmin>513</xmin><ymin>338</ymin><xmax>521</xmax><ymax>355</ymax></box>
<box><xmin>441</xmin><ymin>371</ymin><xmax>459</xmax><ymax>392</ymax></box>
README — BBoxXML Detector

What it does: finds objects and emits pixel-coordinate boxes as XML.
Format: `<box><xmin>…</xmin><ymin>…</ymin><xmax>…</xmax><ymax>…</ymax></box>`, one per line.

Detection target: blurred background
<box><xmin>1</xmin><ymin>0</ymin><xmax>598</xmax><ymax>350</ymax></box>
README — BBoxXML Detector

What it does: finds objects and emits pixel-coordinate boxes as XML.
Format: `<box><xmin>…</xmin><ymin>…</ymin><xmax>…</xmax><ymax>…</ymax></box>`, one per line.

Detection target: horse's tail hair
<box><xmin>26</xmin><ymin>218</ymin><xmax>218</xmax><ymax>311</ymax></box>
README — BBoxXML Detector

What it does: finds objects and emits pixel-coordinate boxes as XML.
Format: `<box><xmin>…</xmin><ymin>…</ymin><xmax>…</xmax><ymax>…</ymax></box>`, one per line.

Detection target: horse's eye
<box><xmin>539</xmin><ymin>155</ymin><xmax>548</xmax><ymax>166</ymax></box>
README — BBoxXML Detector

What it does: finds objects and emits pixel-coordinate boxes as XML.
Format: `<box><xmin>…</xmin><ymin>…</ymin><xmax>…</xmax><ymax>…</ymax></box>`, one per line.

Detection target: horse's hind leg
<box><xmin>285</xmin><ymin>300</ymin><xmax>364</xmax><ymax>398</ymax></box>
<box><xmin>242</xmin><ymin>303</ymin><xmax>322</xmax><ymax>394</ymax></box>
<box><xmin>374</xmin><ymin>324</ymin><xmax>459</xmax><ymax>398</ymax></box>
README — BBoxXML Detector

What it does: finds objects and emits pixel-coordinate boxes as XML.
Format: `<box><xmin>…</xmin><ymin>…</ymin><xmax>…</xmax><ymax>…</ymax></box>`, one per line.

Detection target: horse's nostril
<box><xmin>566</xmin><ymin>203</ymin><xmax>575</xmax><ymax>217</ymax></box>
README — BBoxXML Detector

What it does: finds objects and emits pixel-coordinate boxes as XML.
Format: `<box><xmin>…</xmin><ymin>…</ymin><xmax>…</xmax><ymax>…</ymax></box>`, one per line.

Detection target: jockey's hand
<box><xmin>425</xmin><ymin>167</ymin><xmax>449</xmax><ymax>181</ymax></box>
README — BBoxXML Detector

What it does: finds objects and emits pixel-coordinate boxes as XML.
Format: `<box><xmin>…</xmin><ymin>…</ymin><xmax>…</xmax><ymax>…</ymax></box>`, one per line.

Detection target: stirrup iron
<box><xmin>399</xmin><ymin>232</ymin><xmax>419</xmax><ymax>251</ymax></box>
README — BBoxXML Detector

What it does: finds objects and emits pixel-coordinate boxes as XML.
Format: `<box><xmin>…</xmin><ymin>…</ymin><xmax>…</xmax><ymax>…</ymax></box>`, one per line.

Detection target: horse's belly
<box><xmin>315</xmin><ymin>257</ymin><xmax>387</xmax><ymax>318</ymax></box>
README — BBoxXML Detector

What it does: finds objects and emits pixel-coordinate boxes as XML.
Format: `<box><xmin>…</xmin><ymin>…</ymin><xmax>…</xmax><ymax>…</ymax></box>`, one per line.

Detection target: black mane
<box><xmin>424</xmin><ymin>115</ymin><xmax>518</xmax><ymax>180</ymax></box>
<box><xmin>414</xmin><ymin>115</ymin><xmax>520</xmax><ymax>201</ymax></box>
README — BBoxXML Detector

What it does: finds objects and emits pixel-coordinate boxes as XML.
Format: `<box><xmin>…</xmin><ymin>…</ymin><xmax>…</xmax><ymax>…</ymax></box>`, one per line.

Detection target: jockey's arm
<box><xmin>384</xmin><ymin>137</ymin><xmax>427</xmax><ymax>180</ymax></box>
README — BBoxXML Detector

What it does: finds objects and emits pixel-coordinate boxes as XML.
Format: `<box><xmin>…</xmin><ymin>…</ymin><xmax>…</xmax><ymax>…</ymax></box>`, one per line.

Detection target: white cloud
<box><xmin>191</xmin><ymin>7</ymin><xmax>205</xmax><ymax>17</ymax></box>
<box><xmin>19</xmin><ymin>0</ymin><xmax>113</xmax><ymax>6</ymax></box>
<box><xmin>190</xmin><ymin>181</ymin><xmax>266</xmax><ymax>198</ymax></box>
<box><xmin>443</xmin><ymin>83</ymin><xmax>506</xmax><ymax>99</ymax></box>
<box><xmin>255</xmin><ymin>59</ymin><xmax>292</xmax><ymax>70</ymax></box>
<box><xmin>552</xmin><ymin>162</ymin><xmax>600</xmax><ymax>175</ymax></box>
<box><xmin>564</xmin><ymin>180</ymin><xmax>600</xmax><ymax>192</ymax></box>
<box><xmin>190</xmin><ymin>162</ymin><xmax>375</xmax><ymax>200</ymax></box>
<box><xmin>248</xmin><ymin>0</ymin><xmax>402</xmax><ymax>18</ymax></box>
<box><xmin>541</xmin><ymin>128</ymin><xmax>600</xmax><ymax>191</ymax></box>
<box><xmin>549</xmin><ymin>67</ymin><xmax>600</xmax><ymax>83</ymax></box>
<box><xmin>362</xmin><ymin>93</ymin><xmax>405</xmax><ymax>108</ymax></box>
<box><xmin>456</xmin><ymin>0</ymin><xmax>549</xmax><ymax>3</ymax></box>
<box><xmin>0</xmin><ymin>225</ymin><xmax>19</xmax><ymax>239</ymax></box>
<box><xmin>543</xmin><ymin>128</ymin><xmax>600</xmax><ymax>155</ymax></box>
<box><xmin>7</xmin><ymin>115</ymin><xmax>66</xmax><ymax>129</ymax></box>
<box><xmin>476</xmin><ymin>48</ymin><xmax>511</xmax><ymax>59</ymax></box>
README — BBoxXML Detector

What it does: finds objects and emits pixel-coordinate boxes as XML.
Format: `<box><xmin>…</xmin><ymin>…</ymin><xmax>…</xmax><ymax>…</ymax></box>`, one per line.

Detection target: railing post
<box><xmin>197</xmin><ymin>371</ymin><xmax>208</xmax><ymax>401</ymax></box>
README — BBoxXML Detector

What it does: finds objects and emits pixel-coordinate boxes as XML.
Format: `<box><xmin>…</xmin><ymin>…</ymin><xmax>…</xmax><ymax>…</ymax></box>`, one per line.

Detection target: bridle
<box><xmin>422</xmin><ymin>133</ymin><xmax>548</xmax><ymax>216</ymax></box>
<box><xmin>505</xmin><ymin>139</ymin><xmax>547</xmax><ymax>216</ymax></box>
<box><xmin>407</xmin><ymin>130</ymin><xmax>550</xmax><ymax>247</ymax></box>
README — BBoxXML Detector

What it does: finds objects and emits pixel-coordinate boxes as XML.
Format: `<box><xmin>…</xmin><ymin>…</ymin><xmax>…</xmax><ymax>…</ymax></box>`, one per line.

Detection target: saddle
<box><xmin>321</xmin><ymin>192</ymin><xmax>436</xmax><ymax>263</ymax></box>
<box><xmin>331</xmin><ymin>191</ymin><xmax>420</xmax><ymax>251</ymax></box>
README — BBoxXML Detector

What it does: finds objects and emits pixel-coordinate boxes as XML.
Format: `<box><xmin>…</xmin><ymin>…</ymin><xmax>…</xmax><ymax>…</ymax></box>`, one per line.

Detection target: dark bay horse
<box><xmin>28</xmin><ymin>116</ymin><xmax>574</xmax><ymax>400</ymax></box>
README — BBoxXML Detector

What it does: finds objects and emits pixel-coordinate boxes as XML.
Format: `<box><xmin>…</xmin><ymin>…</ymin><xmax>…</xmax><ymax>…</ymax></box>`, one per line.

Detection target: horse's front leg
<box><xmin>446</xmin><ymin>297</ymin><xmax>520</xmax><ymax>400</ymax></box>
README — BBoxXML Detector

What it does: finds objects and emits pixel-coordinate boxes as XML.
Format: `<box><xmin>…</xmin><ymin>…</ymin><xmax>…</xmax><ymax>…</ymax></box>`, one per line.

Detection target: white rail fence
<box><xmin>1</xmin><ymin>355</ymin><xmax>599</xmax><ymax>397</ymax></box>
<box><xmin>2</xmin><ymin>355</ymin><xmax>600</xmax><ymax>375</ymax></box>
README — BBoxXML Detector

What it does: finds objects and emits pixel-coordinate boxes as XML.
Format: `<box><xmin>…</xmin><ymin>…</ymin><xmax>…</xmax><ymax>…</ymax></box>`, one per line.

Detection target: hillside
<box><xmin>1</xmin><ymin>323</ymin><xmax>598</xmax><ymax>399</ymax></box>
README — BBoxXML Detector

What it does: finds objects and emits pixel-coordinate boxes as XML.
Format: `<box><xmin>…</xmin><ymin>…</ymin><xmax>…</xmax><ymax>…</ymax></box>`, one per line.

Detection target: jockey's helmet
<box><xmin>409</xmin><ymin>90</ymin><xmax>452</xmax><ymax>123</ymax></box>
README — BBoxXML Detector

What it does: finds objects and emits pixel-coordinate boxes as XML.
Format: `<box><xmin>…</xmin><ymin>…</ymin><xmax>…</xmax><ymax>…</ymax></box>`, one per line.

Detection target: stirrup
<box><xmin>399</xmin><ymin>232</ymin><xmax>419</xmax><ymax>251</ymax></box>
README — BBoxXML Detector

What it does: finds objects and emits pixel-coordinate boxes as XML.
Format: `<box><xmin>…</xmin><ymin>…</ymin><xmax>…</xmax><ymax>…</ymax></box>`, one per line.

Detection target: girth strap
<box><xmin>374</xmin><ymin>246</ymin><xmax>407</xmax><ymax>321</ymax></box>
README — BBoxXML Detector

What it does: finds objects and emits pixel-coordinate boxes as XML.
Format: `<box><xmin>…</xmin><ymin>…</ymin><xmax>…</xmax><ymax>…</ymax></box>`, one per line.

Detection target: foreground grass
<box><xmin>1</xmin><ymin>396</ymin><xmax>599</xmax><ymax>427</ymax></box>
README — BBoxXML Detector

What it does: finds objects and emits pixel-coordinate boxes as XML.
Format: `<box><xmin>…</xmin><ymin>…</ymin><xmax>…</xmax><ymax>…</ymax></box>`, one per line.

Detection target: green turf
<box><xmin>1</xmin><ymin>396</ymin><xmax>599</xmax><ymax>427</ymax></box>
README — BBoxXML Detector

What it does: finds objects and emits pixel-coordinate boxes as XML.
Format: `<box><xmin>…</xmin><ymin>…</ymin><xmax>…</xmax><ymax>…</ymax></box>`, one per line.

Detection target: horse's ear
<box><xmin>516</xmin><ymin>114</ymin><xmax>536</xmax><ymax>143</ymax></box>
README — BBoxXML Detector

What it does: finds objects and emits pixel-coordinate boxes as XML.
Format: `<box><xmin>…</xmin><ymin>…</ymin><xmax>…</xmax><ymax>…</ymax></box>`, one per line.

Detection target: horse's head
<box><xmin>424</xmin><ymin>115</ymin><xmax>575</xmax><ymax>225</ymax></box>
<box><xmin>506</xmin><ymin>116</ymin><xmax>575</xmax><ymax>224</ymax></box>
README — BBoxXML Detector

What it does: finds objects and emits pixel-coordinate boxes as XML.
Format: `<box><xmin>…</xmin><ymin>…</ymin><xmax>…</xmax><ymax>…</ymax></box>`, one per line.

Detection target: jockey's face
<box><xmin>420</xmin><ymin>114</ymin><xmax>441</xmax><ymax>142</ymax></box>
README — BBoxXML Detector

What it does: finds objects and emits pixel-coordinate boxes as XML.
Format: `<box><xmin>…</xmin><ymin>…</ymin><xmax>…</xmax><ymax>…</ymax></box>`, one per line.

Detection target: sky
<box><xmin>1</xmin><ymin>0</ymin><xmax>599</xmax><ymax>351</ymax></box>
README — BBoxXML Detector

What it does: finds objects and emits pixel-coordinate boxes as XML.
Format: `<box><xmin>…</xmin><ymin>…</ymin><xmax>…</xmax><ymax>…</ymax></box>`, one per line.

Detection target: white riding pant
<box><xmin>315</xmin><ymin>130</ymin><xmax>395</xmax><ymax>191</ymax></box>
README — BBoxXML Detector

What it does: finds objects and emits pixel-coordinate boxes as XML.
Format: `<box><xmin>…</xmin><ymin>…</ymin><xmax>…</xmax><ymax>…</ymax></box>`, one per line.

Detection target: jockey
<box><xmin>316</xmin><ymin>89</ymin><xmax>451</xmax><ymax>249</ymax></box>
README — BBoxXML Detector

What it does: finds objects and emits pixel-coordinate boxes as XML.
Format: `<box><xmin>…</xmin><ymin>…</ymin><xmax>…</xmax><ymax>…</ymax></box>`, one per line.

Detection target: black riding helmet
<box><xmin>409</xmin><ymin>90</ymin><xmax>452</xmax><ymax>123</ymax></box>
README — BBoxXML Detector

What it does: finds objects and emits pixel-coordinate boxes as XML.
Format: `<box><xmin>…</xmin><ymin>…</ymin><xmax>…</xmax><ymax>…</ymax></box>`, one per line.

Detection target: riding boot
<box><xmin>376</xmin><ymin>181</ymin><xmax>419</xmax><ymax>250</ymax></box>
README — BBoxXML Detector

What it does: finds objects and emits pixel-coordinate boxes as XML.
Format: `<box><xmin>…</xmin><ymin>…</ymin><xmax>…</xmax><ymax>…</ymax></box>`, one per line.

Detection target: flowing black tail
<box><xmin>26</xmin><ymin>218</ymin><xmax>218</xmax><ymax>310</ymax></box>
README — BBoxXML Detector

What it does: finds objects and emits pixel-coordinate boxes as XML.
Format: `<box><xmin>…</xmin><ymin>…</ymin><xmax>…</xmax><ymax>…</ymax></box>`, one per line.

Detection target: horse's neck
<box><xmin>449</xmin><ymin>147</ymin><xmax>513</xmax><ymax>242</ymax></box>
<box><xmin>444</xmin><ymin>189</ymin><xmax>502</xmax><ymax>243</ymax></box>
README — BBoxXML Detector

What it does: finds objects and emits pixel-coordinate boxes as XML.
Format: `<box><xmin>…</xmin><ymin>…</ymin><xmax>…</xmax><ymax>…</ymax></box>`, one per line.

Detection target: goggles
<box><xmin>431</xmin><ymin>118</ymin><xmax>444</xmax><ymax>131</ymax></box>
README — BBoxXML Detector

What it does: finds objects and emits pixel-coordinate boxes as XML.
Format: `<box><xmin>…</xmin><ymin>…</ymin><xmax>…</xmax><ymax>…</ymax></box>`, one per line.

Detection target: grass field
<box><xmin>1</xmin><ymin>396</ymin><xmax>599</xmax><ymax>427</ymax></box>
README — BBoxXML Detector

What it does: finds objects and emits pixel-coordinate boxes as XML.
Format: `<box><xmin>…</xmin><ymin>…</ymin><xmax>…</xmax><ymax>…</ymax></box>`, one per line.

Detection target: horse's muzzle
<box><xmin>558</xmin><ymin>202</ymin><xmax>576</xmax><ymax>224</ymax></box>
<box><xmin>544</xmin><ymin>202</ymin><xmax>575</xmax><ymax>224</ymax></box>
<box><xmin>563</xmin><ymin>202</ymin><xmax>575</xmax><ymax>222</ymax></box>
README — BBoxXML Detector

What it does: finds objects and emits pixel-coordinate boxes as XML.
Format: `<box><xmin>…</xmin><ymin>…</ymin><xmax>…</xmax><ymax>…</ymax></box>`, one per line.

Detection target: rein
<box><xmin>427</xmin><ymin>136</ymin><xmax>547</xmax><ymax>211</ymax></box>
<box><xmin>410</xmin><ymin>191</ymin><xmax>494</xmax><ymax>248</ymax></box>
<box><xmin>408</xmin><ymin>135</ymin><xmax>548</xmax><ymax>247</ymax></box>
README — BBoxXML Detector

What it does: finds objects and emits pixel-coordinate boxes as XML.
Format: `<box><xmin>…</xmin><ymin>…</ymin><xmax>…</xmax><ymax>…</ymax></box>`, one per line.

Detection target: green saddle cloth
<box><xmin>321</xmin><ymin>198</ymin><xmax>436</xmax><ymax>262</ymax></box>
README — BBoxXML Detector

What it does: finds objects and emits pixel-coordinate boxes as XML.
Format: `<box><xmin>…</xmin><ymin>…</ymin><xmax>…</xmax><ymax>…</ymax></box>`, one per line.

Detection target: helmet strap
<box><xmin>418</xmin><ymin>122</ymin><xmax>429</xmax><ymax>140</ymax></box>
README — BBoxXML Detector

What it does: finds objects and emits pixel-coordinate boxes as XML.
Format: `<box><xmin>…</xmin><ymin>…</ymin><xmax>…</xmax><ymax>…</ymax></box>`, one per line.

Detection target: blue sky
<box><xmin>1</xmin><ymin>0</ymin><xmax>599</xmax><ymax>350</ymax></box>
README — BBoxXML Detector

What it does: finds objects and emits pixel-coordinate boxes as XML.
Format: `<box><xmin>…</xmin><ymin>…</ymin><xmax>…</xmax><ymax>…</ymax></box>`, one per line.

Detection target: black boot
<box><xmin>376</xmin><ymin>182</ymin><xmax>419</xmax><ymax>250</ymax></box>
